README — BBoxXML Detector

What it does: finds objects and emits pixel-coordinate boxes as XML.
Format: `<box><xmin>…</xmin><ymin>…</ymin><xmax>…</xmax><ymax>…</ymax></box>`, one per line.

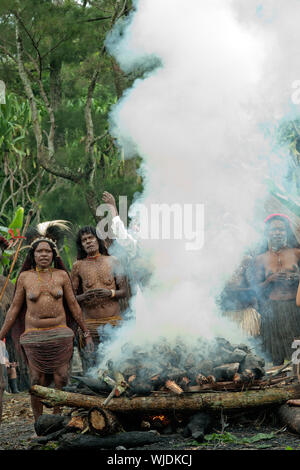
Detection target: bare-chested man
<box><xmin>71</xmin><ymin>226</ymin><xmax>127</xmax><ymax>373</ymax></box>
<box><xmin>254</xmin><ymin>214</ymin><xmax>300</xmax><ymax>365</ymax></box>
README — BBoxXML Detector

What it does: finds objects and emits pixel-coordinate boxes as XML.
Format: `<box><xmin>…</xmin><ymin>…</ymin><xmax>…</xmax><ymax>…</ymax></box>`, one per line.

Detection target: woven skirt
<box><xmin>20</xmin><ymin>326</ymin><xmax>74</xmax><ymax>374</ymax></box>
<box><xmin>260</xmin><ymin>299</ymin><xmax>300</xmax><ymax>365</ymax></box>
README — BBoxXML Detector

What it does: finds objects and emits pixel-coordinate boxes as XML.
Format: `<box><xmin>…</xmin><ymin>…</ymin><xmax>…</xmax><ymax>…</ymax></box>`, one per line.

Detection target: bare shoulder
<box><xmin>17</xmin><ymin>271</ymin><xmax>29</xmax><ymax>284</ymax></box>
<box><xmin>72</xmin><ymin>260</ymin><xmax>81</xmax><ymax>269</ymax></box>
<box><xmin>71</xmin><ymin>260</ymin><xmax>83</xmax><ymax>273</ymax></box>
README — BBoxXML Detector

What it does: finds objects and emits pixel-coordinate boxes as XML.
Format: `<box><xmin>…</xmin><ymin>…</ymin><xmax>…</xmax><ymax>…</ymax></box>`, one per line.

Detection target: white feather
<box><xmin>37</xmin><ymin>220</ymin><xmax>71</xmax><ymax>236</ymax></box>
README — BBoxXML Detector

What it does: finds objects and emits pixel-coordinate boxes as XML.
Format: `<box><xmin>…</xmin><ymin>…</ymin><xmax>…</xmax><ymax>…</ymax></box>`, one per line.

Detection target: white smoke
<box><xmin>93</xmin><ymin>0</ymin><xmax>300</xmax><ymax>368</ymax></box>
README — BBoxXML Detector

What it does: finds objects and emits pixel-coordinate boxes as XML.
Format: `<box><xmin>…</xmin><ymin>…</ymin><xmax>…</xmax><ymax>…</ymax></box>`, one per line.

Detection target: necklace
<box><xmin>35</xmin><ymin>266</ymin><xmax>57</xmax><ymax>294</ymax></box>
<box><xmin>87</xmin><ymin>253</ymin><xmax>101</xmax><ymax>261</ymax></box>
<box><xmin>270</xmin><ymin>249</ymin><xmax>283</xmax><ymax>269</ymax></box>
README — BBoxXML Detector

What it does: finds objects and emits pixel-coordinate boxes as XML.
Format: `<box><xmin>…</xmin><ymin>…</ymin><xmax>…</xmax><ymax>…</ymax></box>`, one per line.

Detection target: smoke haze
<box><xmin>93</xmin><ymin>0</ymin><xmax>300</xmax><ymax>368</ymax></box>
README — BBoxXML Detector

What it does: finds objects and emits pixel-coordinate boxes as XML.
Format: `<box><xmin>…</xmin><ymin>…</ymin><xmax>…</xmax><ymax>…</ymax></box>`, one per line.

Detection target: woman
<box><xmin>0</xmin><ymin>221</ymin><xmax>93</xmax><ymax>421</ymax></box>
<box><xmin>254</xmin><ymin>213</ymin><xmax>300</xmax><ymax>365</ymax></box>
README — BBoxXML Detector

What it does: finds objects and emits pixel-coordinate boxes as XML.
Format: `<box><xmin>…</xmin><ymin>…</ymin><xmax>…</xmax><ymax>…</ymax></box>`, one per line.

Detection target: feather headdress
<box><xmin>25</xmin><ymin>220</ymin><xmax>72</xmax><ymax>250</ymax></box>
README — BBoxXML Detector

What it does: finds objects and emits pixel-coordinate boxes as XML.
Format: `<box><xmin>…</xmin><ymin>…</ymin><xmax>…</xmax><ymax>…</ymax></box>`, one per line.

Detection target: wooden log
<box><xmin>165</xmin><ymin>380</ymin><xmax>183</xmax><ymax>395</ymax></box>
<box><xmin>87</xmin><ymin>407</ymin><xmax>123</xmax><ymax>436</ymax></box>
<box><xmin>67</xmin><ymin>415</ymin><xmax>88</xmax><ymax>431</ymax></box>
<box><xmin>278</xmin><ymin>404</ymin><xmax>300</xmax><ymax>434</ymax></box>
<box><xmin>287</xmin><ymin>399</ymin><xmax>300</xmax><ymax>406</ymax></box>
<box><xmin>31</xmin><ymin>383</ymin><xmax>300</xmax><ymax>413</ymax></box>
<box><xmin>57</xmin><ymin>431</ymin><xmax>162</xmax><ymax>450</ymax></box>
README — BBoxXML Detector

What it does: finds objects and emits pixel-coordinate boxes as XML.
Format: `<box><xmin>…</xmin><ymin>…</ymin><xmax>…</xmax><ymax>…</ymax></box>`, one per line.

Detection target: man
<box><xmin>71</xmin><ymin>226</ymin><xmax>127</xmax><ymax>373</ymax></box>
<box><xmin>254</xmin><ymin>214</ymin><xmax>300</xmax><ymax>365</ymax></box>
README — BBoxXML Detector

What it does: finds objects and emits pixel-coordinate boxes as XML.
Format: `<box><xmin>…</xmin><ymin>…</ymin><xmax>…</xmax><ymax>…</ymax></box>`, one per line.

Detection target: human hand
<box><xmin>285</xmin><ymin>272</ymin><xmax>300</xmax><ymax>282</ymax></box>
<box><xmin>102</xmin><ymin>191</ymin><xmax>118</xmax><ymax>217</ymax></box>
<box><xmin>86</xmin><ymin>288</ymin><xmax>113</xmax><ymax>299</ymax></box>
<box><xmin>267</xmin><ymin>272</ymin><xmax>290</xmax><ymax>283</ymax></box>
<box><xmin>85</xmin><ymin>336</ymin><xmax>94</xmax><ymax>353</ymax></box>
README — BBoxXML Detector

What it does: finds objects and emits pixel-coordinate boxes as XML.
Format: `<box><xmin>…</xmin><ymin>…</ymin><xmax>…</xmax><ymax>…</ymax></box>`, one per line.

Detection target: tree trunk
<box><xmin>31</xmin><ymin>383</ymin><xmax>300</xmax><ymax>413</ymax></box>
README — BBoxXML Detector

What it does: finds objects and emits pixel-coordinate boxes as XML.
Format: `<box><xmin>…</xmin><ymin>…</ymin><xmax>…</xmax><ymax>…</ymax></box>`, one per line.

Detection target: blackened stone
<box><xmin>213</xmin><ymin>362</ymin><xmax>240</xmax><ymax>381</ymax></box>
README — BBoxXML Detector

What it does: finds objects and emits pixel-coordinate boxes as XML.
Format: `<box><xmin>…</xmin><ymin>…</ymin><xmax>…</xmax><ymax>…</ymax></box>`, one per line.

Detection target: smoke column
<box><xmin>94</xmin><ymin>0</ymin><xmax>300</xmax><ymax>366</ymax></box>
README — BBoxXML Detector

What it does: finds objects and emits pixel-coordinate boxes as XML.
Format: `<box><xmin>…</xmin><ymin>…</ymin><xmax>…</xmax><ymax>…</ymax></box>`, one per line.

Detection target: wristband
<box><xmin>111</xmin><ymin>289</ymin><xmax>115</xmax><ymax>298</ymax></box>
<box><xmin>83</xmin><ymin>331</ymin><xmax>91</xmax><ymax>338</ymax></box>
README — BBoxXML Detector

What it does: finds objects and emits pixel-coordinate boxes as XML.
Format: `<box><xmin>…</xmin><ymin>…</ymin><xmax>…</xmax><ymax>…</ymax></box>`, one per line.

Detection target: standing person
<box><xmin>71</xmin><ymin>226</ymin><xmax>127</xmax><ymax>373</ymax></box>
<box><xmin>221</xmin><ymin>254</ymin><xmax>261</xmax><ymax>338</ymax></box>
<box><xmin>254</xmin><ymin>213</ymin><xmax>300</xmax><ymax>365</ymax></box>
<box><xmin>0</xmin><ymin>221</ymin><xmax>94</xmax><ymax>422</ymax></box>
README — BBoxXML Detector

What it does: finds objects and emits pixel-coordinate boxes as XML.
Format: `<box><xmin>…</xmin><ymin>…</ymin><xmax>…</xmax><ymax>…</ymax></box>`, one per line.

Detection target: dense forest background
<box><xmin>1</xmin><ymin>0</ymin><xmax>300</xmax><ymax>277</ymax></box>
<box><xmin>0</xmin><ymin>0</ymin><xmax>146</xmax><ymax>272</ymax></box>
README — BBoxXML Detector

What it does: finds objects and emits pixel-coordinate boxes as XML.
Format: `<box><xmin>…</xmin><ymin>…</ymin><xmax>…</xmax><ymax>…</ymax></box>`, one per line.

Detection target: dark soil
<box><xmin>1</xmin><ymin>391</ymin><xmax>300</xmax><ymax>451</ymax></box>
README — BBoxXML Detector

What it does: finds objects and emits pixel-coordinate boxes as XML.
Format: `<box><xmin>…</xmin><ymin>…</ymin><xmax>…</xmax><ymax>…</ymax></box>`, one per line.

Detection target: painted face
<box><xmin>34</xmin><ymin>241</ymin><xmax>54</xmax><ymax>269</ymax></box>
<box><xmin>268</xmin><ymin>219</ymin><xmax>288</xmax><ymax>250</ymax></box>
<box><xmin>81</xmin><ymin>232</ymin><xmax>99</xmax><ymax>256</ymax></box>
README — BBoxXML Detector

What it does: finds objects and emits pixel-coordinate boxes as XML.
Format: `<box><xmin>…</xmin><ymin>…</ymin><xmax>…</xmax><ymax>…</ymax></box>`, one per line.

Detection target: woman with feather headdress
<box><xmin>0</xmin><ymin>221</ymin><xmax>94</xmax><ymax>422</ymax></box>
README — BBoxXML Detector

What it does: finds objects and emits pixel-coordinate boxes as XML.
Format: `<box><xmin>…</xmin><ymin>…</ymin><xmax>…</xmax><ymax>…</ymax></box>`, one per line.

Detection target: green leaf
<box><xmin>9</xmin><ymin>207</ymin><xmax>24</xmax><ymax>232</ymax></box>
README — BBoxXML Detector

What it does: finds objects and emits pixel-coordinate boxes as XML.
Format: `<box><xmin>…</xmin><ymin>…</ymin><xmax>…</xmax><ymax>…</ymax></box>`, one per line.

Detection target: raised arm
<box><xmin>0</xmin><ymin>274</ymin><xmax>25</xmax><ymax>340</ymax></box>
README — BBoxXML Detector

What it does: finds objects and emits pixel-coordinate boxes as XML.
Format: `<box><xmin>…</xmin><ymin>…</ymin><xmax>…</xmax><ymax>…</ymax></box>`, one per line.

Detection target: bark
<box><xmin>57</xmin><ymin>430</ymin><xmax>162</xmax><ymax>450</ymax></box>
<box><xmin>278</xmin><ymin>404</ymin><xmax>300</xmax><ymax>434</ymax></box>
<box><xmin>31</xmin><ymin>383</ymin><xmax>300</xmax><ymax>413</ymax></box>
<box><xmin>88</xmin><ymin>407</ymin><xmax>123</xmax><ymax>435</ymax></box>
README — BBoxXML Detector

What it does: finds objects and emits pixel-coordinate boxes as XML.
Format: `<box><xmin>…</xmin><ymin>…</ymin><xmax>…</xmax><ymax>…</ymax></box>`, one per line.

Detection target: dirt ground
<box><xmin>1</xmin><ymin>391</ymin><xmax>300</xmax><ymax>451</ymax></box>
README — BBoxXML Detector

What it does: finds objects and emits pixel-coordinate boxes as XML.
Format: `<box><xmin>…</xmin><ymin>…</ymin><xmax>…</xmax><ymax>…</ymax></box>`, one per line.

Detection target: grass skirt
<box><xmin>260</xmin><ymin>299</ymin><xmax>300</xmax><ymax>365</ymax></box>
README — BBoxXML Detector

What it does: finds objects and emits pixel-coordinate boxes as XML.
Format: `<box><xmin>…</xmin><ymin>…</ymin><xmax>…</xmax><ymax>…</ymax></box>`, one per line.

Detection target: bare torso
<box><xmin>256</xmin><ymin>248</ymin><xmax>300</xmax><ymax>300</ymax></box>
<box><xmin>72</xmin><ymin>256</ymin><xmax>121</xmax><ymax>320</ymax></box>
<box><xmin>22</xmin><ymin>269</ymin><xmax>68</xmax><ymax>330</ymax></box>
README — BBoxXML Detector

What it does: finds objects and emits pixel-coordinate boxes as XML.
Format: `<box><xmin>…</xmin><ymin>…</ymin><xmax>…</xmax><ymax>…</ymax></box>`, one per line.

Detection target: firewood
<box><xmin>287</xmin><ymin>399</ymin><xmax>300</xmax><ymax>406</ymax></box>
<box><xmin>207</xmin><ymin>375</ymin><xmax>216</xmax><ymax>384</ymax></box>
<box><xmin>67</xmin><ymin>415</ymin><xmax>88</xmax><ymax>431</ymax></box>
<box><xmin>179</xmin><ymin>376</ymin><xmax>190</xmax><ymax>391</ymax></box>
<box><xmin>195</xmin><ymin>374</ymin><xmax>208</xmax><ymax>385</ymax></box>
<box><xmin>233</xmin><ymin>373</ymin><xmax>242</xmax><ymax>383</ymax></box>
<box><xmin>31</xmin><ymin>383</ymin><xmax>300</xmax><ymax>413</ymax></box>
<box><xmin>88</xmin><ymin>407</ymin><xmax>123</xmax><ymax>435</ymax></box>
<box><xmin>165</xmin><ymin>380</ymin><xmax>183</xmax><ymax>395</ymax></box>
<box><xmin>278</xmin><ymin>404</ymin><xmax>300</xmax><ymax>434</ymax></box>
<box><xmin>57</xmin><ymin>431</ymin><xmax>162</xmax><ymax>450</ymax></box>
